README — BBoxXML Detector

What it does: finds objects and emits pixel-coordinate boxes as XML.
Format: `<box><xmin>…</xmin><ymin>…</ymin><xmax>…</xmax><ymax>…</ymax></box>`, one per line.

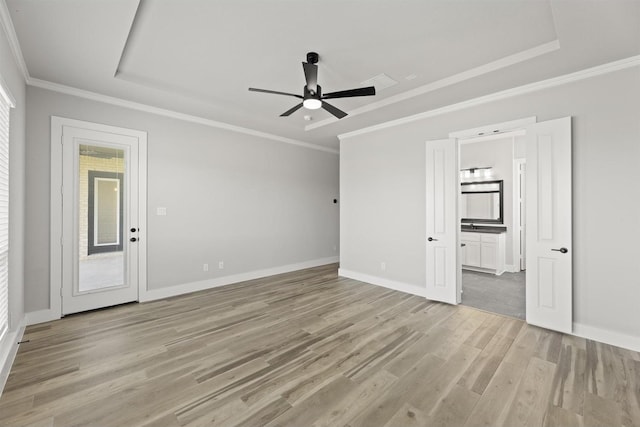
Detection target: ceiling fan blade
<box><xmin>322</xmin><ymin>86</ymin><xmax>376</xmax><ymax>100</ymax></box>
<box><xmin>302</xmin><ymin>62</ymin><xmax>318</xmax><ymax>93</ymax></box>
<box><xmin>280</xmin><ymin>103</ymin><xmax>304</xmax><ymax>117</ymax></box>
<box><xmin>249</xmin><ymin>88</ymin><xmax>303</xmax><ymax>99</ymax></box>
<box><xmin>321</xmin><ymin>101</ymin><xmax>347</xmax><ymax>119</ymax></box>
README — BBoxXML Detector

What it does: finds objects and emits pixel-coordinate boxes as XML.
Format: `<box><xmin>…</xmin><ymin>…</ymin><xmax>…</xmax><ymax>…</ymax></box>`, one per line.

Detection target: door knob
<box><xmin>428</xmin><ymin>237</ymin><xmax>438</xmax><ymax>242</ymax></box>
<box><xmin>130</xmin><ymin>237</ymin><xmax>137</xmax><ymax>242</ymax></box>
<box><xmin>551</xmin><ymin>247</ymin><xmax>568</xmax><ymax>253</ymax></box>
<box><xmin>130</xmin><ymin>227</ymin><xmax>138</xmax><ymax>232</ymax></box>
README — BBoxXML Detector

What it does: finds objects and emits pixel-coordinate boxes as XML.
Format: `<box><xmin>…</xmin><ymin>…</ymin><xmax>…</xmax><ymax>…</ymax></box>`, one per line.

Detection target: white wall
<box><xmin>0</xmin><ymin>11</ymin><xmax>26</xmax><ymax>387</ymax></box>
<box><xmin>460</xmin><ymin>138</ymin><xmax>515</xmax><ymax>267</ymax></box>
<box><xmin>340</xmin><ymin>66</ymin><xmax>640</xmax><ymax>340</ymax></box>
<box><xmin>25</xmin><ymin>86</ymin><xmax>339</xmax><ymax>311</ymax></box>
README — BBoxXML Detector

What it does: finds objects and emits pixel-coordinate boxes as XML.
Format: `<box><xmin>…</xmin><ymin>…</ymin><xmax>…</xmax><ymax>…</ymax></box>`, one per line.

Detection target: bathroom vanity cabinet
<box><xmin>460</xmin><ymin>231</ymin><xmax>505</xmax><ymax>275</ymax></box>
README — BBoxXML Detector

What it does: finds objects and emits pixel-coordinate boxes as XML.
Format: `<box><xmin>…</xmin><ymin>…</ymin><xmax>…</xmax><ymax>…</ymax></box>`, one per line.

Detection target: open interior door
<box><xmin>525</xmin><ymin>117</ymin><xmax>572</xmax><ymax>333</ymax></box>
<box><xmin>425</xmin><ymin>138</ymin><xmax>459</xmax><ymax>304</ymax></box>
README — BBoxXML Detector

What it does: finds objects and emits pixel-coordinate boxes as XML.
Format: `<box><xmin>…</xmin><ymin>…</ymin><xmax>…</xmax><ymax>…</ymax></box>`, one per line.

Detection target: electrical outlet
<box><xmin>333</xmin><ymin>245</ymin><xmax>337</xmax><ymax>252</ymax></box>
<box><xmin>380</xmin><ymin>262</ymin><xmax>386</xmax><ymax>271</ymax></box>
<box><xmin>156</xmin><ymin>207</ymin><xmax>167</xmax><ymax>216</ymax></box>
<box><xmin>218</xmin><ymin>261</ymin><xmax>224</xmax><ymax>269</ymax></box>
<box><xmin>203</xmin><ymin>263</ymin><xmax>209</xmax><ymax>272</ymax></box>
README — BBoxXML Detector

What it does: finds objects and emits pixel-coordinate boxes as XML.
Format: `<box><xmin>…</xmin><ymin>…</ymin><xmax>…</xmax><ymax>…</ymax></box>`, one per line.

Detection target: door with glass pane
<box><xmin>61</xmin><ymin>127</ymin><xmax>140</xmax><ymax>315</ymax></box>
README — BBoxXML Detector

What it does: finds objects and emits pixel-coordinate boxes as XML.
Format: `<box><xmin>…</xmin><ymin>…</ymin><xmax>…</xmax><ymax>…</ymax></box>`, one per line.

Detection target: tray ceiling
<box><xmin>7</xmin><ymin>0</ymin><xmax>640</xmax><ymax>149</ymax></box>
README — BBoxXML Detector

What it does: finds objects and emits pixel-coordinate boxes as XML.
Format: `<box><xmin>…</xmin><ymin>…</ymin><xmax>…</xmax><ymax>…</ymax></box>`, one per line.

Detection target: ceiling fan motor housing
<box><xmin>306</xmin><ymin>52</ymin><xmax>319</xmax><ymax>64</ymax></box>
<box><xmin>304</xmin><ymin>85</ymin><xmax>321</xmax><ymax>99</ymax></box>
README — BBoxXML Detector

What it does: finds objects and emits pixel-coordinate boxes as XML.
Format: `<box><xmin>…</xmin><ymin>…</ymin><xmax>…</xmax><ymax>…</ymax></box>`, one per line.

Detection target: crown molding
<box><xmin>339</xmin><ymin>54</ymin><xmax>640</xmax><ymax>140</ymax></box>
<box><xmin>307</xmin><ymin>40</ymin><xmax>561</xmax><ymax>131</ymax></box>
<box><xmin>0</xmin><ymin>0</ymin><xmax>29</xmax><ymax>82</ymax></box>
<box><xmin>28</xmin><ymin>78</ymin><xmax>338</xmax><ymax>154</ymax></box>
<box><xmin>1</xmin><ymin>0</ymin><xmax>337</xmax><ymax>155</ymax></box>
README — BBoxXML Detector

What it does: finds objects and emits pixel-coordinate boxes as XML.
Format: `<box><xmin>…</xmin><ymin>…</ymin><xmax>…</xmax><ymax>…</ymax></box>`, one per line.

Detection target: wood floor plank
<box><xmin>265</xmin><ymin>375</ymin><xmax>354</xmax><ymax>427</ymax></box>
<box><xmin>346</xmin><ymin>354</ymin><xmax>446</xmax><ymax>427</ymax></box>
<box><xmin>457</xmin><ymin>332</ymin><xmax>514</xmax><ymax>395</ymax></box>
<box><xmin>0</xmin><ymin>264</ymin><xmax>638</xmax><ymax>427</ymax></box>
<box><xmin>408</xmin><ymin>343</ymin><xmax>480</xmax><ymax>413</ymax></box>
<box><xmin>428</xmin><ymin>384</ymin><xmax>480</xmax><ymax>427</ymax></box>
<box><xmin>180</xmin><ymin>398</ymin><xmax>247</xmax><ymax>427</ymax></box>
<box><xmin>583</xmin><ymin>392</ymin><xmax>621</xmax><ymax>427</ymax></box>
<box><xmin>230</xmin><ymin>397</ymin><xmax>291</xmax><ymax>427</ymax></box>
<box><xmin>312</xmin><ymin>369</ymin><xmax>397</xmax><ymax>427</ymax></box>
<box><xmin>463</xmin><ymin>361</ymin><xmax>527</xmax><ymax>427</ymax></box>
<box><xmin>383</xmin><ymin>403</ymin><xmax>431</xmax><ymax>427</ymax></box>
<box><xmin>549</xmin><ymin>342</ymin><xmax>586</xmax><ymax>415</ymax></box>
<box><xmin>543</xmin><ymin>405</ymin><xmax>584</xmax><ymax>427</ymax></box>
<box><xmin>619</xmin><ymin>358</ymin><xmax>640</xmax><ymax>427</ymax></box>
<box><xmin>502</xmin><ymin>357</ymin><xmax>557</xmax><ymax>427</ymax></box>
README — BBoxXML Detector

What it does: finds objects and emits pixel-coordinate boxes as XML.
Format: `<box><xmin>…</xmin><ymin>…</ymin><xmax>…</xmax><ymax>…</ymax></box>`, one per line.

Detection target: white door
<box><xmin>525</xmin><ymin>117</ymin><xmax>572</xmax><ymax>333</ymax></box>
<box><xmin>61</xmin><ymin>126</ymin><xmax>141</xmax><ymax>315</ymax></box>
<box><xmin>425</xmin><ymin>138</ymin><xmax>459</xmax><ymax>304</ymax></box>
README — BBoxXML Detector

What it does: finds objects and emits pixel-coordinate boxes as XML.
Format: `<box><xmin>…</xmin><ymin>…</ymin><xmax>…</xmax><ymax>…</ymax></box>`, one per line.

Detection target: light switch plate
<box><xmin>156</xmin><ymin>207</ymin><xmax>167</xmax><ymax>216</ymax></box>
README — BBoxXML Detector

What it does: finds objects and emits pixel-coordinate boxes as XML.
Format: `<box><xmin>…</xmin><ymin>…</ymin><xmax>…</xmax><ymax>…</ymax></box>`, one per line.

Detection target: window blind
<box><xmin>0</xmin><ymin>89</ymin><xmax>9</xmax><ymax>342</ymax></box>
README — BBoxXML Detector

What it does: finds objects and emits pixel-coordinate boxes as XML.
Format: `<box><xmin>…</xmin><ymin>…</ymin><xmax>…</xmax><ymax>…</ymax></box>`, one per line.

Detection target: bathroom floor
<box><xmin>461</xmin><ymin>270</ymin><xmax>525</xmax><ymax>320</ymax></box>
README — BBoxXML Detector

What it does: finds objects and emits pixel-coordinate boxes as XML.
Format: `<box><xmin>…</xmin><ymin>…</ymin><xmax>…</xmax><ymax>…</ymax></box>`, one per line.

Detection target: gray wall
<box><xmin>340</xmin><ymin>66</ymin><xmax>640</xmax><ymax>338</ymax></box>
<box><xmin>0</xmin><ymin>21</ymin><xmax>26</xmax><ymax>334</ymax></box>
<box><xmin>26</xmin><ymin>87</ymin><xmax>339</xmax><ymax>311</ymax></box>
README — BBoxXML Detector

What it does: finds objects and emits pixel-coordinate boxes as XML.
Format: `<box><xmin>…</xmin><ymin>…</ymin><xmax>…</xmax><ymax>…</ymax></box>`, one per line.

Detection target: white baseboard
<box><xmin>141</xmin><ymin>257</ymin><xmax>339</xmax><ymax>302</ymax></box>
<box><xmin>25</xmin><ymin>309</ymin><xmax>59</xmax><ymax>326</ymax></box>
<box><xmin>504</xmin><ymin>264</ymin><xmax>523</xmax><ymax>273</ymax></box>
<box><xmin>0</xmin><ymin>322</ymin><xmax>25</xmax><ymax>397</ymax></box>
<box><xmin>338</xmin><ymin>268</ymin><xmax>426</xmax><ymax>297</ymax></box>
<box><xmin>572</xmin><ymin>323</ymin><xmax>640</xmax><ymax>353</ymax></box>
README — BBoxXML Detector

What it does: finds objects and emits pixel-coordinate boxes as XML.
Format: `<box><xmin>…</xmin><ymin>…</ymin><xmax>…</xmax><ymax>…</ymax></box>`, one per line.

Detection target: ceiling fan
<box><xmin>248</xmin><ymin>52</ymin><xmax>376</xmax><ymax>119</ymax></box>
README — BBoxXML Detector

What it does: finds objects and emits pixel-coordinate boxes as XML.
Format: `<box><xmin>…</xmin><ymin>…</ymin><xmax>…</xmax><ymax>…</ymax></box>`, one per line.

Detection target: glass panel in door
<box><xmin>78</xmin><ymin>144</ymin><xmax>125</xmax><ymax>293</ymax></box>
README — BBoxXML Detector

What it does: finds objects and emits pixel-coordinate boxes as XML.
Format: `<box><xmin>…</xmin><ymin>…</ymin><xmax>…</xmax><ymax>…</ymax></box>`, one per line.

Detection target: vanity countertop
<box><xmin>461</xmin><ymin>225</ymin><xmax>507</xmax><ymax>234</ymax></box>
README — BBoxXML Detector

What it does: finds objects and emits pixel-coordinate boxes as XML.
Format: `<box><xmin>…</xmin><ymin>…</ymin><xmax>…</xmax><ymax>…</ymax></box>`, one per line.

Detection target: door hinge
<box><xmin>59</xmin><ymin>288</ymin><xmax>63</xmax><ymax>297</ymax></box>
<box><xmin>60</xmin><ymin>186</ymin><xmax>63</xmax><ymax>195</ymax></box>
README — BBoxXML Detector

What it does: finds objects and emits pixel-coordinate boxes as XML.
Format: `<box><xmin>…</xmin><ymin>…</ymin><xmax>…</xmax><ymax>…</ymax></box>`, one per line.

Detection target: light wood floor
<box><xmin>1</xmin><ymin>264</ymin><xmax>639</xmax><ymax>427</ymax></box>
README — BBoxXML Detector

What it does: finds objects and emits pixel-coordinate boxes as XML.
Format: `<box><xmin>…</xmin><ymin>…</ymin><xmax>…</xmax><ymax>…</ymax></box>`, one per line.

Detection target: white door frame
<box><xmin>513</xmin><ymin>158</ymin><xmax>526</xmax><ymax>271</ymax></box>
<box><xmin>451</xmin><ymin>117</ymin><xmax>535</xmax><ymax>302</ymax></box>
<box><xmin>50</xmin><ymin>117</ymin><xmax>147</xmax><ymax>319</ymax></box>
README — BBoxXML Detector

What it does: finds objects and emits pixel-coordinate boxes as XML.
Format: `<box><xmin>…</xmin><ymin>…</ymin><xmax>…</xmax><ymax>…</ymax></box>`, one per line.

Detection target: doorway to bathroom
<box><xmin>458</xmin><ymin>133</ymin><xmax>527</xmax><ymax>319</ymax></box>
<box><xmin>424</xmin><ymin>116</ymin><xmax>573</xmax><ymax>333</ymax></box>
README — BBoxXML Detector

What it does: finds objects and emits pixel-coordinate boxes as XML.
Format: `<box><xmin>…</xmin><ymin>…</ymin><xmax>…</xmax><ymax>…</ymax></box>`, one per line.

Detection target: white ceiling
<box><xmin>6</xmin><ymin>0</ymin><xmax>640</xmax><ymax>149</ymax></box>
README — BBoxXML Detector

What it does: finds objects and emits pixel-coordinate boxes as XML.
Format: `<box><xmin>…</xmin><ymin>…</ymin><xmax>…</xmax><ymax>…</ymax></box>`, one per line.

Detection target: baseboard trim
<box><xmin>0</xmin><ymin>322</ymin><xmax>25</xmax><ymax>397</ymax></box>
<box><xmin>338</xmin><ymin>268</ymin><xmax>426</xmax><ymax>297</ymax></box>
<box><xmin>141</xmin><ymin>257</ymin><xmax>340</xmax><ymax>302</ymax></box>
<box><xmin>504</xmin><ymin>264</ymin><xmax>521</xmax><ymax>273</ymax></box>
<box><xmin>25</xmin><ymin>309</ymin><xmax>59</xmax><ymax>326</ymax></box>
<box><xmin>572</xmin><ymin>323</ymin><xmax>640</xmax><ymax>353</ymax></box>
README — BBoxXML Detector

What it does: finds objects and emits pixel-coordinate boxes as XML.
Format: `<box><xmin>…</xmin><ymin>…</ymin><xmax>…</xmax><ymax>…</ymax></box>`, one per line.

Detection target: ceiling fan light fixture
<box><xmin>303</xmin><ymin>98</ymin><xmax>322</xmax><ymax>110</ymax></box>
<box><xmin>249</xmin><ymin>52</ymin><xmax>375</xmax><ymax>119</ymax></box>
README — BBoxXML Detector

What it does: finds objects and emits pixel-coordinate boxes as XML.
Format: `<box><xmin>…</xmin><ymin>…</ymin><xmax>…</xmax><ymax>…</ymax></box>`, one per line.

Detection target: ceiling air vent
<box><xmin>360</xmin><ymin>73</ymin><xmax>398</xmax><ymax>91</ymax></box>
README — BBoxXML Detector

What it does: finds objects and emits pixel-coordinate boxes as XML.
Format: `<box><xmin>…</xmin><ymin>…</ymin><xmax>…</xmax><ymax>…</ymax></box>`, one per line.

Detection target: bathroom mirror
<box><xmin>460</xmin><ymin>180</ymin><xmax>503</xmax><ymax>224</ymax></box>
